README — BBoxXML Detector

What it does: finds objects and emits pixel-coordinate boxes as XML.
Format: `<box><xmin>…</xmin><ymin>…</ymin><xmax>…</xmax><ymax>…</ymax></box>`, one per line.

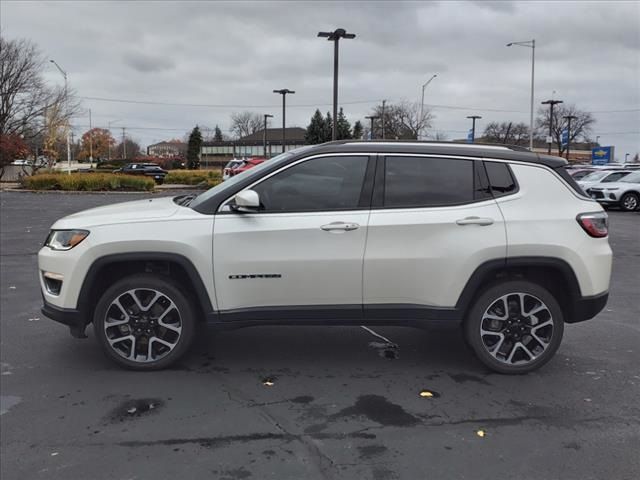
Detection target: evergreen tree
<box><xmin>323</xmin><ymin>111</ymin><xmax>333</xmax><ymax>143</ymax></box>
<box><xmin>187</xmin><ymin>126</ymin><xmax>202</xmax><ymax>169</ymax></box>
<box><xmin>214</xmin><ymin>125</ymin><xmax>223</xmax><ymax>142</ymax></box>
<box><xmin>305</xmin><ymin>109</ymin><xmax>326</xmax><ymax>145</ymax></box>
<box><xmin>352</xmin><ymin>120</ymin><xmax>363</xmax><ymax>140</ymax></box>
<box><xmin>337</xmin><ymin>107</ymin><xmax>352</xmax><ymax>140</ymax></box>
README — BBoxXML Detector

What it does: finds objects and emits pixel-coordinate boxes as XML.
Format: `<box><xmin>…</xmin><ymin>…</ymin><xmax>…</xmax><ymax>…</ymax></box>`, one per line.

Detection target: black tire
<box><xmin>93</xmin><ymin>273</ymin><xmax>196</xmax><ymax>370</ymax></box>
<box><xmin>620</xmin><ymin>192</ymin><xmax>639</xmax><ymax>212</ymax></box>
<box><xmin>464</xmin><ymin>280</ymin><xmax>564</xmax><ymax>374</ymax></box>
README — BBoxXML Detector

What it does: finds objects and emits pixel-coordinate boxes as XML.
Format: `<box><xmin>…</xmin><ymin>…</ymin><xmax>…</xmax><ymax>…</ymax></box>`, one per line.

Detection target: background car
<box><xmin>222</xmin><ymin>159</ymin><xmax>244</xmax><ymax>180</ymax></box>
<box><xmin>568</xmin><ymin>168</ymin><xmax>597</xmax><ymax>181</ymax></box>
<box><xmin>113</xmin><ymin>163</ymin><xmax>168</xmax><ymax>184</ymax></box>
<box><xmin>577</xmin><ymin>170</ymin><xmax>633</xmax><ymax>191</ymax></box>
<box><xmin>588</xmin><ymin>170</ymin><xmax>640</xmax><ymax>211</ymax></box>
<box><xmin>224</xmin><ymin>157</ymin><xmax>265</xmax><ymax>179</ymax></box>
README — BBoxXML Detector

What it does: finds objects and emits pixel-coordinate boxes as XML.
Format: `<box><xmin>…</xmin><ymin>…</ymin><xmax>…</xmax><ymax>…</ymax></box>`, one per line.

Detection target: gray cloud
<box><xmin>2</xmin><ymin>0</ymin><xmax>638</xmax><ymax>156</ymax></box>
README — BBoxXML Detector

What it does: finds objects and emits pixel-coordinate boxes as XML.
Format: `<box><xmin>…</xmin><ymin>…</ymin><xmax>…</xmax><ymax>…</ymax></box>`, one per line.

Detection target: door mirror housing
<box><xmin>231</xmin><ymin>189</ymin><xmax>261</xmax><ymax>212</ymax></box>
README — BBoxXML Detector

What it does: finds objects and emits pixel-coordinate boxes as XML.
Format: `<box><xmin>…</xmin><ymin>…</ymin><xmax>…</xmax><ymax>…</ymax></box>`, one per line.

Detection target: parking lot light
<box><xmin>273</xmin><ymin>89</ymin><xmax>295</xmax><ymax>153</ymax></box>
<box><xmin>318</xmin><ymin>28</ymin><xmax>356</xmax><ymax>141</ymax></box>
<box><xmin>506</xmin><ymin>39</ymin><xmax>535</xmax><ymax>150</ymax></box>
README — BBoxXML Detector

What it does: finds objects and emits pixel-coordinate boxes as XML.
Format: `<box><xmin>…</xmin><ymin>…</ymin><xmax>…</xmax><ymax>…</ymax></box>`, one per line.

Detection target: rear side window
<box><xmin>484</xmin><ymin>161</ymin><xmax>517</xmax><ymax>197</ymax></box>
<box><xmin>383</xmin><ymin>156</ymin><xmax>474</xmax><ymax>207</ymax></box>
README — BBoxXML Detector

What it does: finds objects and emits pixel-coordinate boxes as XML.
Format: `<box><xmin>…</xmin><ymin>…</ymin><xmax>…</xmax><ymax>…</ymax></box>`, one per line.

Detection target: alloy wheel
<box><xmin>480</xmin><ymin>292</ymin><xmax>554</xmax><ymax>366</ymax></box>
<box><xmin>103</xmin><ymin>288</ymin><xmax>182</xmax><ymax>363</ymax></box>
<box><xmin>622</xmin><ymin>194</ymin><xmax>638</xmax><ymax>211</ymax></box>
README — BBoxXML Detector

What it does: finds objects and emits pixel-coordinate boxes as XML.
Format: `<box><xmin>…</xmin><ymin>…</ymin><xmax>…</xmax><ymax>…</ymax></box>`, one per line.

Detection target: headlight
<box><xmin>604</xmin><ymin>187</ymin><xmax>619</xmax><ymax>191</ymax></box>
<box><xmin>45</xmin><ymin>230</ymin><xmax>90</xmax><ymax>251</ymax></box>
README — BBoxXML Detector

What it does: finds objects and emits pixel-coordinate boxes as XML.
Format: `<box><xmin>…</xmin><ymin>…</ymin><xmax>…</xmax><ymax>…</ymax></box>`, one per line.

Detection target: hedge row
<box><xmin>164</xmin><ymin>170</ymin><xmax>222</xmax><ymax>187</ymax></box>
<box><xmin>21</xmin><ymin>173</ymin><xmax>155</xmax><ymax>191</ymax></box>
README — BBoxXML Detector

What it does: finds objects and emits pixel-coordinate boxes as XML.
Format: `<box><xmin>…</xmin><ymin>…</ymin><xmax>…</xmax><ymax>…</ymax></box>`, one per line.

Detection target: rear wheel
<box><xmin>93</xmin><ymin>274</ymin><xmax>196</xmax><ymax>370</ymax></box>
<box><xmin>620</xmin><ymin>192</ymin><xmax>639</xmax><ymax>211</ymax></box>
<box><xmin>464</xmin><ymin>280</ymin><xmax>564</xmax><ymax>374</ymax></box>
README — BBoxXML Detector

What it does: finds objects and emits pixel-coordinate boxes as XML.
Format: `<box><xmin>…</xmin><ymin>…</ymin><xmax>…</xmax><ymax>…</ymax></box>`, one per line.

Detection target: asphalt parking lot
<box><xmin>1</xmin><ymin>191</ymin><xmax>638</xmax><ymax>480</ymax></box>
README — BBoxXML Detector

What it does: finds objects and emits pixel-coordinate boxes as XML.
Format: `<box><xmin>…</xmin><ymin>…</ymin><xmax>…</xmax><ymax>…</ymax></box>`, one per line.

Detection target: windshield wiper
<box><xmin>174</xmin><ymin>194</ymin><xmax>197</xmax><ymax>206</ymax></box>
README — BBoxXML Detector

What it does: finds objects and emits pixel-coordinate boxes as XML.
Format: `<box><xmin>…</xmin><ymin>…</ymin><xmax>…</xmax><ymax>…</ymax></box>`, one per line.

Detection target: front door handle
<box><xmin>321</xmin><ymin>222</ymin><xmax>360</xmax><ymax>232</ymax></box>
<box><xmin>456</xmin><ymin>216</ymin><xmax>494</xmax><ymax>226</ymax></box>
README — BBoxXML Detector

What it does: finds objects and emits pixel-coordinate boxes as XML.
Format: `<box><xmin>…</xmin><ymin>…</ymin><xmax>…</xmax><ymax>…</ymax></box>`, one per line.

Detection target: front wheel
<box><xmin>464</xmin><ymin>280</ymin><xmax>564</xmax><ymax>374</ymax></box>
<box><xmin>620</xmin><ymin>192</ymin><xmax>639</xmax><ymax>211</ymax></box>
<box><xmin>93</xmin><ymin>274</ymin><xmax>196</xmax><ymax>370</ymax></box>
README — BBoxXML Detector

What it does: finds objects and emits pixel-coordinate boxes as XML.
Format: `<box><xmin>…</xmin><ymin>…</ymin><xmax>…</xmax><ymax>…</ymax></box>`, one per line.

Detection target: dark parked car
<box><xmin>113</xmin><ymin>163</ymin><xmax>168</xmax><ymax>184</ymax></box>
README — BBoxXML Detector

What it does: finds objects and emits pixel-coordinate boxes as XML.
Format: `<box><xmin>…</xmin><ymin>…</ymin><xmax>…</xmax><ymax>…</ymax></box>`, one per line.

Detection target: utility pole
<box><xmin>365</xmin><ymin>115</ymin><xmax>380</xmax><ymax>140</ymax></box>
<box><xmin>122</xmin><ymin>127</ymin><xmax>127</xmax><ymax>160</ymax></box>
<box><xmin>381</xmin><ymin>100</ymin><xmax>386</xmax><ymax>140</ymax></box>
<box><xmin>466</xmin><ymin>115</ymin><xmax>482</xmax><ymax>143</ymax></box>
<box><xmin>263</xmin><ymin>114</ymin><xmax>273</xmax><ymax>157</ymax></box>
<box><xmin>317</xmin><ymin>28</ymin><xmax>356</xmax><ymax>141</ymax></box>
<box><xmin>88</xmin><ymin>108</ymin><xmax>93</xmax><ymax>165</ymax></box>
<box><xmin>420</xmin><ymin>74</ymin><xmax>438</xmax><ymax>140</ymax></box>
<box><xmin>541</xmin><ymin>99</ymin><xmax>563</xmax><ymax>154</ymax></box>
<box><xmin>107</xmin><ymin>119</ymin><xmax>120</xmax><ymax>162</ymax></box>
<box><xmin>273</xmin><ymin>89</ymin><xmax>295</xmax><ymax>153</ymax></box>
<box><xmin>563</xmin><ymin>115</ymin><xmax>577</xmax><ymax>161</ymax></box>
<box><xmin>50</xmin><ymin>59</ymin><xmax>71</xmax><ymax>174</ymax></box>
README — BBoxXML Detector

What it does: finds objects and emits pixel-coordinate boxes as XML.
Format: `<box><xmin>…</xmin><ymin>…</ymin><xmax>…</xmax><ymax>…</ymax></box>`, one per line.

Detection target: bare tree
<box><xmin>536</xmin><ymin>104</ymin><xmax>595</xmax><ymax>155</ymax></box>
<box><xmin>230</xmin><ymin>111</ymin><xmax>262</xmax><ymax>139</ymax></box>
<box><xmin>429</xmin><ymin>130</ymin><xmax>449</xmax><ymax>141</ymax></box>
<box><xmin>370</xmin><ymin>101</ymin><xmax>433</xmax><ymax>140</ymax></box>
<box><xmin>482</xmin><ymin>121</ymin><xmax>530</xmax><ymax>146</ymax></box>
<box><xmin>0</xmin><ymin>35</ymin><xmax>80</xmax><ymax>173</ymax></box>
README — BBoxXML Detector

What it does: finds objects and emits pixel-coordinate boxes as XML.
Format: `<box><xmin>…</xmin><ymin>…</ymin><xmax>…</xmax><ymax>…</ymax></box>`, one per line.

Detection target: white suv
<box><xmin>587</xmin><ymin>170</ymin><xmax>640</xmax><ymax>211</ymax></box>
<box><xmin>38</xmin><ymin>142</ymin><xmax>612</xmax><ymax>374</ymax></box>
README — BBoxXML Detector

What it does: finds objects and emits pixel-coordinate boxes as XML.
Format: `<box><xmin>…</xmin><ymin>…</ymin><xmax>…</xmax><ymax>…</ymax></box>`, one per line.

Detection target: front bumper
<box><xmin>568</xmin><ymin>291</ymin><xmax>609</xmax><ymax>323</ymax></box>
<box><xmin>41</xmin><ymin>299</ymin><xmax>88</xmax><ymax>338</ymax></box>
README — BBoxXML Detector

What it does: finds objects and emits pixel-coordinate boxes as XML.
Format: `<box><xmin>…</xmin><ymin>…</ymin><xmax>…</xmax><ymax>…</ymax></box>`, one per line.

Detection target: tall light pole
<box><xmin>596</xmin><ymin>135</ymin><xmax>601</xmax><ymax>145</ymax></box>
<box><xmin>466</xmin><ymin>115</ymin><xmax>482</xmax><ymax>143</ymax></box>
<box><xmin>625</xmin><ymin>153</ymin><xmax>630</xmax><ymax>162</ymax></box>
<box><xmin>420</xmin><ymin>74</ymin><xmax>437</xmax><ymax>140</ymax></box>
<box><xmin>365</xmin><ymin>115</ymin><xmax>379</xmax><ymax>140</ymax></box>
<box><xmin>541</xmin><ymin>99</ymin><xmax>563</xmax><ymax>154</ymax></box>
<box><xmin>273</xmin><ymin>89</ymin><xmax>295</xmax><ymax>153</ymax></box>
<box><xmin>563</xmin><ymin>115</ymin><xmax>577</xmax><ymax>161</ymax></box>
<box><xmin>263</xmin><ymin>114</ymin><xmax>273</xmax><ymax>157</ymax></box>
<box><xmin>88</xmin><ymin>108</ymin><xmax>93</xmax><ymax>165</ymax></box>
<box><xmin>50</xmin><ymin>59</ymin><xmax>71</xmax><ymax>174</ymax></box>
<box><xmin>318</xmin><ymin>28</ymin><xmax>356</xmax><ymax>141</ymax></box>
<box><xmin>506</xmin><ymin>39</ymin><xmax>535</xmax><ymax>151</ymax></box>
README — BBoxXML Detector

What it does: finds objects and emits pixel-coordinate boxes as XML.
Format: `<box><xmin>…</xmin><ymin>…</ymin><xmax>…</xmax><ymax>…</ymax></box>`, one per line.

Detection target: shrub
<box><xmin>165</xmin><ymin>170</ymin><xmax>222</xmax><ymax>188</ymax></box>
<box><xmin>21</xmin><ymin>173</ymin><xmax>155</xmax><ymax>191</ymax></box>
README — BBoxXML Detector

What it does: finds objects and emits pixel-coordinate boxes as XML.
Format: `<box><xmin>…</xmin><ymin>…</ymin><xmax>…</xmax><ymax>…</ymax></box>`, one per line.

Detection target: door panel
<box><xmin>214</xmin><ymin>211</ymin><xmax>369</xmax><ymax>312</ymax></box>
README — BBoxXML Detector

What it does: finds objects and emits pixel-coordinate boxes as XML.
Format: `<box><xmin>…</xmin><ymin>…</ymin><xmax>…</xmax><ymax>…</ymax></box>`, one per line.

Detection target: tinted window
<box><xmin>384</xmin><ymin>156</ymin><xmax>474</xmax><ymax>207</ymax></box>
<box><xmin>253</xmin><ymin>156</ymin><xmax>368</xmax><ymax>212</ymax></box>
<box><xmin>484</xmin><ymin>161</ymin><xmax>517</xmax><ymax>197</ymax></box>
<box><xmin>603</xmin><ymin>172</ymin><xmax>630</xmax><ymax>182</ymax></box>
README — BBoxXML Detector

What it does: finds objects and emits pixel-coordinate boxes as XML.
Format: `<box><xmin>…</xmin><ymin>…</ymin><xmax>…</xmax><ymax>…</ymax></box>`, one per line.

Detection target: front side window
<box><xmin>383</xmin><ymin>156</ymin><xmax>475</xmax><ymax>207</ymax></box>
<box><xmin>252</xmin><ymin>156</ymin><xmax>368</xmax><ymax>212</ymax></box>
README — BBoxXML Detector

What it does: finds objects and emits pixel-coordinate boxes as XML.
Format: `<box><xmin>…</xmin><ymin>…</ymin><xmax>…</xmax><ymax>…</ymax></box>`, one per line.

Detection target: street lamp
<box><xmin>541</xmin><ymin>99</ymin><xmax>563</xmax><ymax>154</ymax></box>
<box><xmin>596</xmin><ymin>135</ymin><xmax>601</xmax><ymax>145</ymax></box>
<box><xmin>466</xmin><ymin>115</ymin><xmax>482</xmax><ymax>143</ymax></box>
<box><xmin>563</xmin><ymin>115</ymin><xmax>577</xmax><ymax>161</ymax></box>
<box><xmin>365</xmin><ymin>115</ymin><xmax>380</xmax><ymax>140</ymax></box>
<box><xmin>420</xmin><ymin>74</ymin><xmax>437</xmax><ymax>139</ymax></box>
<box><xmin>263</xmin><ymin>114</ymin><xmax>273</xmax><ymax>157</ymax></box>
<box><xmin>625</xmin><ymin>153</ymin><xmax>630</xmax><ymax>162</ymax></box>
<box><xmin>318</xmin><ymin>28</ymin><xmax>356</xmax><ymax>141</ymax></box>
<box><xmin>50</xmin><ymin>59</ymin><xmax>71</xmax><ymax>174</ymax></box>
<box><xmin>273</xmin><ymin>89</ymin><xmax>295</xmax><ymax>153</ymax></box>
<box><xmin>506</xmin><ymin>39</ymin><xmax>535</xmax><ymax>151</ymax></box>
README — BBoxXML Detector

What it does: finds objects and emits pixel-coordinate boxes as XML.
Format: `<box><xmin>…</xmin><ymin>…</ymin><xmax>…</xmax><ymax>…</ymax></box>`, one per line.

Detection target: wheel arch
<box><xmin>456</xmin><ymin>256</ymin><xmax>582</xmax><ymax>323</ymax></box>
<box><xmin>78</xmin><ymin>252</ymin><xmax>216</xmax><ymax>328</ymax></box>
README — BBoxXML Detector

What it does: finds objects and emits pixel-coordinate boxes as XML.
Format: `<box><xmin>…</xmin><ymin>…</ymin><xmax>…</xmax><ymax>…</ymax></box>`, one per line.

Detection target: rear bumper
<box><xmin>568</xmin><ymin>291</ymin><xmax>609</xmax><ymax>323</ymax></box>
<box><xmin>41</xmin><ymin>300</ymin><xmax>88</xmax><ymax>338</ymax></box>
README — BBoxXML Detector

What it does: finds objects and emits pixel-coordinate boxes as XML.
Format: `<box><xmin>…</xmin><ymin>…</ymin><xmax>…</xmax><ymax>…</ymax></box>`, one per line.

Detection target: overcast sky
<box><xmin>2</xmin><ymin>0</ymin><xmax>639</xmax><ymax>159</ymax></box>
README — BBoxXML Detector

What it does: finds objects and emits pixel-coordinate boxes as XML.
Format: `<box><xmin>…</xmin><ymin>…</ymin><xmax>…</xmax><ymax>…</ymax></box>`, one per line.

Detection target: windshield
<box><xmin>580</xmin><ymin>171</ymin><xmax>609</xmax><ymax>182</ymax></box>
<box><xmin>621</xmin><ymin>171</ymin><xmax>640</xmax><ymax>183</ymax></box>
<box><xmin>188</xmin><ymin>146</ymin><xmax>314</xmax><ymax>210</ymax></box>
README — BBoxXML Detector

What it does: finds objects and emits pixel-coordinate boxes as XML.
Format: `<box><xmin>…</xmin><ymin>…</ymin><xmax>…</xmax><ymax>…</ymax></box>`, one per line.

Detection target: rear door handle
<box><xmin>456</xmin><ymin>216</ymin><xmax>494</xmax><ymax>226</ymax></box>
<box><xmin>321</xmin><ymin>222</ymin><xmax>360</xmax><ymax>232</ymax></box>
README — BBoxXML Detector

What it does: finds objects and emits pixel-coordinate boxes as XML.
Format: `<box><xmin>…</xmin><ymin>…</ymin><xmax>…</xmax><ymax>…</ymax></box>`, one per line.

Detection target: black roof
<box><xmin>301</xmin><ymin>140</ymin><xmax>567</xmax><ymax>168</ymax></box>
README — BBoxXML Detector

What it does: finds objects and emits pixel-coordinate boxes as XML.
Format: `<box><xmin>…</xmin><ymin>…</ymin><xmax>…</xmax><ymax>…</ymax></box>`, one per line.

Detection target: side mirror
<box><xmin>231</xmin><ymin>189</ymin><xmax>260</xmax><ymax>212</ymax></box>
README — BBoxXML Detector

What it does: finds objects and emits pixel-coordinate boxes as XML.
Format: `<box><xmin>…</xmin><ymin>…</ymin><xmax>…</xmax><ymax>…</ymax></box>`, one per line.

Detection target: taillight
<box><xmin>577</xmin><ymin>212</ymin><xmax>608</xmax><ymax>238</ymax></box>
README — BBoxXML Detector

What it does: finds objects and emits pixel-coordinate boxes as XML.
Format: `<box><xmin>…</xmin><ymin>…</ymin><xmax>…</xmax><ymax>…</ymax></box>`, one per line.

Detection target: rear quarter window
<box><xmin>483</xmin><ymin>161</ymin><xmax>518</xmax><ymax>197</ymax></box>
